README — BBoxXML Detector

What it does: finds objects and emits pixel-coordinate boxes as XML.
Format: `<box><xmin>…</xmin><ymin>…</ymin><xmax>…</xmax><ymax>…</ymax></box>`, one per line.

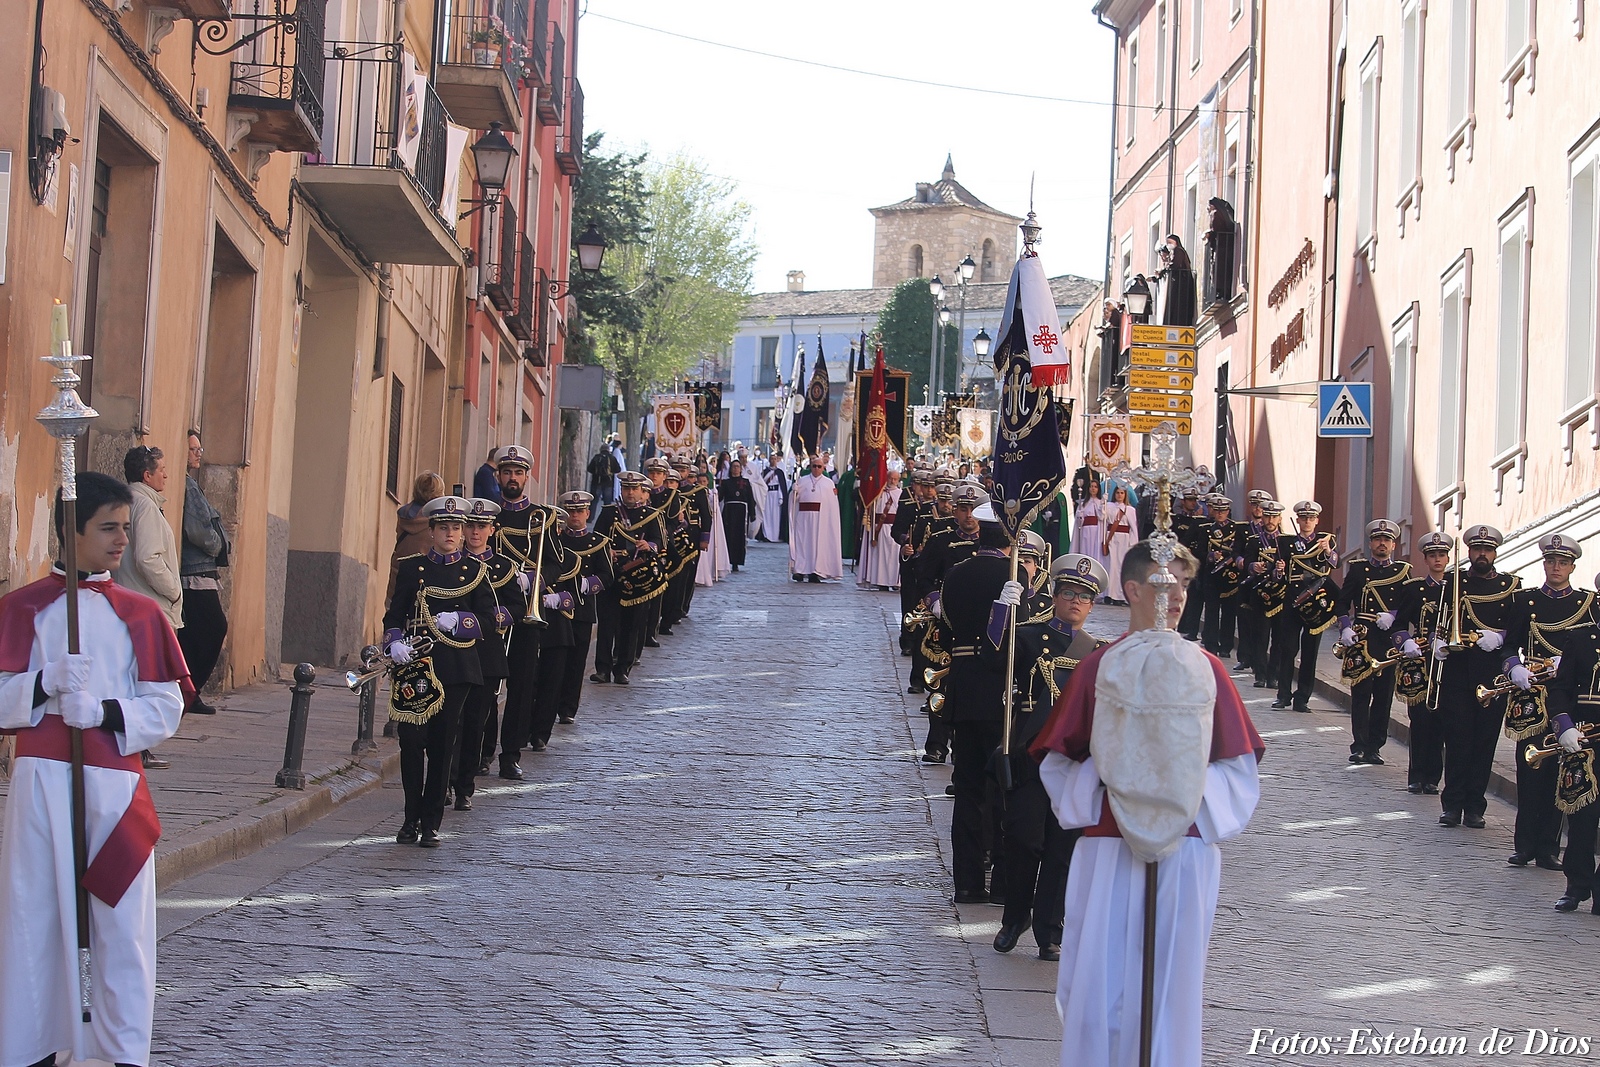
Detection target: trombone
<box><xmin>1523</xmin><ymin>723</ymin><xmax>1600</xmax><ymax>767</ymax></box>
<box><xmin>345</xmin><ymin>634</ymin><xmax>435</xmax><ymax>690</ymax></box>
<box><xmin>521</xmin><ymin>504</ymin><xmax>569</xmax><ymax>626</ymax></box>
<box><xmin>1477</xmin><ymin>656</ymin><xmax>1559</xmax><ymax>706</ymax></box>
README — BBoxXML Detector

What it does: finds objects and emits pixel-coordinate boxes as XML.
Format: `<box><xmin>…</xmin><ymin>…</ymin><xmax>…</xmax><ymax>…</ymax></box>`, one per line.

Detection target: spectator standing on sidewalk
<box><xmin>179</xmin><ymin>431</ymin><xmax>230</xmax><ymax>716</ymax></box>
<box><xmin>118</xmin><ymin>444</ymin><xmax>184</xmax><ymax>769</ymax></box>
<box><xmin>471</xmin><ymin>448</ymin><xmax>502</xmax><ymax>503</ymax></box>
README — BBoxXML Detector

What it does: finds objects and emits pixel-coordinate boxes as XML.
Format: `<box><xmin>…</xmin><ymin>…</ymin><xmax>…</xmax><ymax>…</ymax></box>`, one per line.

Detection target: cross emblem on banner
<box><xmin>1031</xmin><ymin>325</ymin><xmax>1059</xmax><ymax>354</ymax></box>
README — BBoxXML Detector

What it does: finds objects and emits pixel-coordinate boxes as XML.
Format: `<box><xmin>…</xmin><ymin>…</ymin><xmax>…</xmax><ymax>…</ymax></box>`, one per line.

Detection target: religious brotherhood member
<box><xmin>385</xmin><ymin>495</ymin><xmax>498</xmax><ymax>847</ymax></box>
<box><xmin>1546</xmin><ymin>594</ymin><xmax>1600</xmax><ymax>913</ymax></box>
<box><xmin>1395</xmin><ymin>532</ymin><xmax>1453</xmax><ymax>795</ymax></box>
<box><xmin>1069</xmin><ymin>477</ymin><xmax>1106</xmax><ymax>571</ymax></box>
<box><xmin>490</xmin><ymin>444</ymin><xmax>557</xmax><ymax>781</ymax></box>
<box><xmin>1032</xmin><ymin>539</ymin><xmax>1264</xmax><ymax>1067</ymax></box>
<box><xmin>694</xmin><ymin>468</ymin><xmax>730</xmax><ymax>587</ymax></box>
<box><xmin>592</xmin><ymin>472</ymin><xmax>668</xmax><ymax>686</ymax></box>
<box><xmin>0</xmin><ymin>472</ymin><xmax>189</xmax><ymax>1067</ymax></box>
<box><xmin>554</xmin><ymin>491</ymin><xmax>614</xmax><ymax>725</ymax></box>
<box><xmin>859</xmin><ymin>466</ymin><xmax>904</xmax><ymax>591</ymax></box>
<box><xmin>1501</xmin><ymin>534</ymin><xmax>1595</xmax><ymax>871</ymax></box>
<box><xmin>760</xmin><ymin>463</ymin><xmax>789</xmax><ymax>543</ymax></box>
<box><xmin>719</xmin><ymin>460</ymin><xmax>758</xmax><ymax>572</ymax></box>
<box><xmin>1100</xmin><ymin>484</ymin><xmax>1138</xmax><ymax>604</ymax></box>
<box><xmin>789</xmin><ymin>454</ymin><xmax>844</xmax><ymax>582</ymax></box>
<box><xmin>1432</xmin><ymin>524</ymin><xmax>1521</xmax><ymax>828</ymax></box>
<box><xmin>1271</xmin><ymin>501</ymin><xmax>1339</xmax><ymax>713</ymax></box>
<box><xmin>991</xmin><ymin>553</ymin><xmax>1108</xmax><ymax>961</ymax></box>
<box><xmin>455</xmin><ymin>497</ymin><xmax>522</xmax><ymax>809</ymax></box>
<box><xmin>1199</xmin><ymin>495</ymin><xmax>1243</xmax><ymax>658</ymax></box>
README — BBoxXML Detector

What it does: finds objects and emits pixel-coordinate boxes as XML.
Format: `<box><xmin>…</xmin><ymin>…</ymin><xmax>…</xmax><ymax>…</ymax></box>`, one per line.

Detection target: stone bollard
<box><xmin>276</xmin><ymin>663</ymin><xmax>315</xmax><ymax>790</ymax></box>
<box><xmin>352</xmin><ymin>645</ymin><xmax>380</xmax><ymax>757</ymax></box>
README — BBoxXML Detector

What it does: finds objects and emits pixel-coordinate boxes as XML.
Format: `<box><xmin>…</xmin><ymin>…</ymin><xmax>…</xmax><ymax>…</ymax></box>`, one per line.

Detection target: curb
<box><xmin>154</xmin><ymin>748</ymin><xmax>401</xmax><ymax>889</ymax></box>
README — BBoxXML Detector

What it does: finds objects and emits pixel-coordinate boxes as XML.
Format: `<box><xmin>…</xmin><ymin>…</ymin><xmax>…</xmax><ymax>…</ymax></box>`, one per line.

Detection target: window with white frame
<box><xmin>1127</xmin><ymin>35</ymin><xmax>1140</xmax><ymax>145</ymax></box>
<box><xmin>1148</xmin><ymin>202</ymin><xmax>1165</xmax><ymax>274</ymax></box>
<box><xmin>1230</xmin><ymin>0</ymin><xmax>1242</xmax><ymax>24</ymax></box>
<box><xmin>1120</xmin><ymin>232</ymin><xmax>1135</xmax><ymax>292</ymax></box>
<box><xmin>1492</xmin><ymin>191</ymin><xmax>1533</xmax><ymax>497</ymax></box>
<box><xmin>1434</xmin><ymin>251</ymin><xmax>1473</xmax><ymax>524</ymax></box>
<box><xmin>1357</xmin><ymin>40</ymin><xmax>1383</xmax><ymax>264</ymax></box>
<box><xmin>1387</xmin><ymin>304</ymin><xmax>1418</xmax><ymax>521</ymax></box>
<box><xmin>1190</xmin><ymin>0</ymin><xmax>1204</xmax><ymax>71</ymax></box>
<box><xmin>1445</xmin><ymin>0</ymin><xmax>1475</xmax><ymax>179</ymax></box>
<box><xmin>1397</xmin><ymin>0</ymin><xmax>1425</xmax><ymax>231</ymax></box>
<box><xmin>1562</xmin><ymin>134</ymin><xmax>1600</xmax><ymax>454</ymax></box>
<box><xmin>1224</xmin><ymin>121</ymin><xmax>1240</xmax><ymax>207</ymax></box>
<box><xmin>1184</xmin><ymin>166</ymin><xmax>1201</xmax><ymax>254</ymax></box>
<box><xmin>1155</xmin><ymin>4</ymin><xmax>1167</xmax><ymax>115</ymax></box>
<box><xmin>1503</xmin><ymin>0</ymin><xmax>1537</xmax><ymax>115</ymax></box>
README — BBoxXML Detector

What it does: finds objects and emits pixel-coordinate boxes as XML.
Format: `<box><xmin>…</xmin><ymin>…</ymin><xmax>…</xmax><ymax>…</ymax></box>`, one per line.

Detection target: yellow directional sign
<box><xmin>1130</xmin><ymin>324</ymin><xmax>1197</xmax><ymax>347</ymax></box>
<box><xmin>1128</xmin><ymin>347</ymin><xmax>1198</xmax><ymax>369</ymax></box>
<box><xmin>1128</xmin><ymin>415</ymin><xmax>1193</xmax><ymax>435</ymax></box>
<box><xmin>1129</xmin><ymin>391</ymin><xmax>1195</xmax><ymax>414</ymax></box>
<box><xmin>1127</xmin><ymin>369</ymin><xmax>1196</xmax><ymax>391</ymax></box>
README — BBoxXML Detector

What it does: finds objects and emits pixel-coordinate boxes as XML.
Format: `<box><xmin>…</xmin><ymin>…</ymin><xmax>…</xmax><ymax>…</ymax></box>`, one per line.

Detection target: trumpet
<box><xmin>1476</xmin><ymin>656</ymin><xmax>1559</xmax><ymax>706</ymax></box>
<box><xmin>924</xmin><ymin>666</ymin><xmax>949</xmax><ymax>687</ymax></box>
<box><xmin>1523</xmin><ymin>723</ymin><xmax>1600</xmax><ymax>767</ymax></box>
<box><xmin>521</xmin><ymin>504</ymin><xmax>570</xmax><ymax>626</ymax></box>
<box><xmin>345</xmin><ymin>634</ymin><xmax>435</xmax><ymax>690</ymax></box>
<box><xmin>904</xmin><ymin>607</ymin><xmax>935</xmax><ymax>629</ymax></box>
<box><xmin>927</xmin><ymin>692</ymin><xmax>946</xmax><ymax>715</ymax></box>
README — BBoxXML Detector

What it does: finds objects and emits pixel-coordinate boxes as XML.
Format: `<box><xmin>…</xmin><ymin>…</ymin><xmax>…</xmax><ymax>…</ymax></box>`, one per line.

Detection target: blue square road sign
<box><xmin>1317</xmin><ymin>382</ymin><xmax>1373</xmax><ymax>438</ymax></box>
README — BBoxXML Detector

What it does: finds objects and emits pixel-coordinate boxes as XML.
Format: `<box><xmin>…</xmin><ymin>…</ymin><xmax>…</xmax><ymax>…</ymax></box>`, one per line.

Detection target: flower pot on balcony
<box><xmin>472</xmin><ymin>43</ymin><xmax>500</xmax><ymax>65</ymax></box>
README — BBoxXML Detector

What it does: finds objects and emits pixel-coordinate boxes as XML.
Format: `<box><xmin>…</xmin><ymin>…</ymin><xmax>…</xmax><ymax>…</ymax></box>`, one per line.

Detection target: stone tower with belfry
<box><xmin>869</xmin><ymin>156</ymin><xmax>1022</xmax><ymax>289</ymax></box>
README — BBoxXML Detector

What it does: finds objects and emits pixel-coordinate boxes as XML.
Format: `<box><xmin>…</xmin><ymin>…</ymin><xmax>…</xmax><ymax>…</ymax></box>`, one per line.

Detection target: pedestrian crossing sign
<box><xmin>1317</xmin><ymin>382</ymin><xmax>1373</xmax><ymax>438</ymax></box>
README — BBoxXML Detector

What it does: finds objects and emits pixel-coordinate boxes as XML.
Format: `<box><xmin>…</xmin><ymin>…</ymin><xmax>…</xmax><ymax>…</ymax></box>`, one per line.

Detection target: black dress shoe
<box><xmin>1253</xmin><ymin>679</ymin><xmax>1270</xmax><ymax>688</ymax></box>
<box><xmin>1365</xmin><ymin>752</ymin><xmax>1386</xmax><ymax>766</ymax></box>
<box><xmin>1270</xmin><ymin>699</ymin><xmax>1292</xmax><ymax>709</ymax></box>
<box><xmin>922</xmin><ymin>751</ymin><xmax>947</xmax><ymax>764</ymax></box>
<box><xmin>659</xmin><ymin>626</ymin><xmax>675</xmax><ymax>636</ymax></box>
<box><xmin>142</xmin><ymin>751</ymin><xmax>170</xmax><ymax>770</ymax></box>
<box><xmin>590</xmin><ymin>672</ymin><xmax>610</xmax><ymax>684</ymax></box>
<box><xmin>1422</xmin><ymin>783</ymin><xmax>1439</xmax><ymax>794</ymax></box>
<box><xmin>793</xmin><ymin>574</ymin><xmax>805</xmax><ymax>582</ymax></box>
<box><xmin>1232</xmin><ymin>662</ymin><xmax>1252</xmax><ymax>672</ymax></box>
<box><xmin>1439</xmin><ymin>810</ymin><xmax>1462</xmax><ymax>826</ymax></box>
<box><xmin>1407</xmin><ymin>783</ymin><xmax>1426</xmax><ymax>794</ymax></box>
<box><xmin>187</xmin><ymin>699</ymin><xmax>218</xmax><ymax>715</ymax></box>
<box><xmin>1537</xmin><ymin>853</ymin><xmax>1564</xmax><ymax>871</ymax></box>
<box><xmin>528</xmin><ymin>738</ymin><xmax>547</xmax><ymax>752</ymax></box>
<box><xmin>499</xmin><ymin>764</ymin><xmax>525</xmax><ymax>781</ymax></box>
<box><xmin>1348</xmin><ymin>752</ymin><xmax>1366</xmax><ymax>764</ymax></box>
<box><xmin>418</xmin><ymin>829</ymin><xmax>441</xmax><ymax>848</ymax></box>
<box><xmin>558</xmin><ymin>714</ymin><xmax>576</xmax><ymax>725</ymax></box>
<box><xmin>1293</xmin><ymin>703</ymin><xmax>1311</xmax><ymax>713</ymax></box>
<box><xmin>477</xmin><ymin>762</ymin><xmax>492</xmax><ymax>776</ymax></box>
<box><xmin>1463</xmin><ymin>813</ymin><xmax>1487</xmax><ymax>829</ymax></box>
<box><xmin>1508</xmin><ymin>851</ymin><xmax>1535</xmax><ymax>866</ymax></box>
<box><xmin>1555</xmin><ymin>890</ymin><xmax>1592</xmax><ymax>912</ymax></box>
<box><xmin>944</xmin><ymin>784</ymin><xmax>956</xmax><ymax>796</ymax></box>
<box><xmin>453</xmin><ymin>795</ymin><xmax>473</xmax><ymax>812</ymax></box>
<box><xmin>396</xmin><ymin>822</ymin><xmax>419</xmax><ymax>844</ymax></box>
<box><xmin>613</xmin><ymin>673</ymin><xmax>630</xmax><ymax>685</ymax></box>
<box><xmin>953</xmin><ymin>889</ymin><xmax>990</xmax><ymax>904</ymax></box>
<box><xmin>643</xmin><ymin>637</ymin><xmax>661</xmax><ymax>648</ymax></box>
<box><xmin>909</xmin><ymin>683</ymin><xmax>925</xmax><ymax>694</ymax></box>
<box><xmin>1039</xmin><ymin>944</ymin><xmax>1062</xmax><ymax>962</ymax></box>
<box><xmin>993</xmin><ymin>923</ymin><xmax>1025</xmax><ymax>953</ymax></box>
<box><xmin>807</xmin><ymin>574</ymin><xmax>822</xmax><ymax>583</ymax></box>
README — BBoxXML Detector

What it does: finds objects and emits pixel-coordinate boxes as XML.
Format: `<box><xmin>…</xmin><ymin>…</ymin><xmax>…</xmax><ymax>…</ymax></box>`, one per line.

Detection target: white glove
<box><xmin>59</xmin><ymin>690</ymin><xmax>103</xmax><ymax>730</ymax></box>
<box><xmin>1477</xmin><ymin>630</ymin><xmax>1505</xmax><ymax>652</ymax></box>
<box><xmin>516</xmin><ymin>572</ymin><xmax>533</xmax><ymax>595</ymax></box>
<box><xmin>1376</xmin><ymin>611</ymin><xmax>1396</xmax><ymax>631</ymax></box>
<box><xmin>542</xmin><ymin>592</ymin><xmax>563</xmax><ymax>610</ymax></box>
<box><xmin>41</xmin><ymin>654</ymin><xmax>93</xmax><ymax>696</ymax></box>
<box><xmin>1432</xmin><ymin>638</ymin><xmax>1450</xmax><ymax>662</ymax></box>
<box><xmin>1560</xmin><ymin>727</ymin><xmax>1583</xmax><ymax>754</ymax></box>
<box><xmin>435</xmin><ymin>611</ymin><xmax>461</xmax><ymax>633</ymax></box>
<box><xmin>1551</xmin><ymin>655</ymin><xmax>1563</xmax><ymax>674</ymax></box>
<box><xmin>1402</xmin><ymin>639</ymin><xmax>1421</xmax><ymax>658</ymax></box>
<box><xmin>388</xmin><ymin>641</ymin><xmax>415</xmax><ymax>665</ymax></box>
<box><xmin>1509</xmin><ymin>664</ymin><xmax>1534</xmax><ymax>691</ymax></box>
<box><xmin>1340</xmin><ymin>628</ymin><xmax>1358</xmax><ymax>646</ymax></box>
<box><xmin>997</xmin><ymin>580</ymin><xmax>1024</xmax><ymax>607</ymax></box>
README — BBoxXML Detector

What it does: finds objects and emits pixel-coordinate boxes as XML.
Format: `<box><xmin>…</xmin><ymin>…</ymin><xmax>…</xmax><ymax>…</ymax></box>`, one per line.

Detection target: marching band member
<box><xmin>454</xmin><ymin>497</ymin><xmax>522</xmax><ymax>810</ymax></box>
<box><xmin>1171</xmin><ymin>488</ymin><xmax>1212</xmax><ymax>641</ymax></box>
<box><xmin>892</xmin><ymin>467</ymin><xmax>937</xmax><ymax>652</ymax></box>
<box><xmin>384</xmin><ymin>495</ymin><xmax>498</xmax><ymax>848</ymax></box>
<box><xmin>1396</xmin><ymin>532</ymin><xmax>1454</xmax><ymax>794</ymax></box>
<box><xmin>592</xmin><ymin>472</ymin><xmax>669</xmax><ymax>686</ymax></box>
<box><xmin>1332</xmin><ymin>519</ymin><xmax>1414</xmax><ymax>765</ymax></box>
<box><xmin>554</xmin><ymin>491</ymin><xmax>614</xmax><ymax>725</ymax></box>
<box><xmin>1199</xmin><ymin>494</ymin><xmax>1243</xmax><ymax>658</ymax></box>
<box><xmin>1237</xmin><ymin>497</ymin><xmax>1285</xmax><ymax>689</ymax></box>
<box><xmin>1271</xmin><ymin>501</ymin><xmax>1337</xmax><ymax>712</ymax></box>
<box><xmin>1546</xmin><ymin>592</ymin><xmax>1600</xmax><ymax>913</ymax></box>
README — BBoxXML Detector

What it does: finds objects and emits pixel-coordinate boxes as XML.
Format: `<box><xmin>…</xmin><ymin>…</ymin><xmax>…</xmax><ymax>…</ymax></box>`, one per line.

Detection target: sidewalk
<box><xmin>0</xmin><ymin>662</ymin><xmax>399</xmax><ymax>888</ymax></box>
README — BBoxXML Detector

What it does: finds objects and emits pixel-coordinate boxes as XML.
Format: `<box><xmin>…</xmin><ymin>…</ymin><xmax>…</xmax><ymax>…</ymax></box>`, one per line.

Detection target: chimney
<box><xmin>786</xmin><ymin>270</ymin><xmax>806</xmax><ymax>293</ymax></box>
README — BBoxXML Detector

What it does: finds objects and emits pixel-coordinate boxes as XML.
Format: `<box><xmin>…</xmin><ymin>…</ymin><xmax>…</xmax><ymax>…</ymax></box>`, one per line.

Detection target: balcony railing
<box><xmin>537</xmin><ymin>23</ymin><xmax>564</xmax><ymax>123</ymax></box>
<box><xmin>483</xmin><ymin>197</ymin><xmax>518</xmax><ymax>312</ymax></box>
<box><xmin>555</xmin><ymin>78</ymin><xmax>582</xmax><ymax>176</ymax></box>
<box><xmin>228</xmin><ymin>0</ymin><xmax>326</xmax><ymax>153</ymax></box>
<box><xmin>434</xmin><ymin>0</ymin><xmax>525</xmax><ymax>129</ymax></box>
<box><xmin>509</xmin><ymin>241</ymin><xmax>537</xmax><ymax>345</ymax></box>
<box><xmin>525</xmin><ymin>0</ymin><xmax>549</xmax><ymax>87</ymax></box>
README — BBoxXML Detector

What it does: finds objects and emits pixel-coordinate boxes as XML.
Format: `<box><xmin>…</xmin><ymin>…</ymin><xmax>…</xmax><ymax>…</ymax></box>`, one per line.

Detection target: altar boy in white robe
<box><xmin>1031</xmin><ymin>539</ymin><xmax>1263</xmax><ymax>1067</ymax></box>
<box><xmin>0</xmin><ymin>471</ymin><xmax>190</xmax><ymax>1067</ymax></box>
<box><xmin>788</xmin><ymin>454</ymin><xmax>843</xmax><ymax>582</ymax></box>
<box><xmin>858</xmin><ymin>466</ymin><xmax>904</xmax><ymax>590</ymax></box>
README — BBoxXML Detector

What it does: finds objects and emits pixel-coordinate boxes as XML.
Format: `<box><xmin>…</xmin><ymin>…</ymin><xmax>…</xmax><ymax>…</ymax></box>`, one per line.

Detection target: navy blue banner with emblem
<box><xmin>991</xmin><ymin>261</ymin><xmax>1068</xmax><ymax>542</ymax></box>
<box><xmin>795</xmin><ymin>345</ymin><xmax>831</xmax><ymax>457</ymax></box>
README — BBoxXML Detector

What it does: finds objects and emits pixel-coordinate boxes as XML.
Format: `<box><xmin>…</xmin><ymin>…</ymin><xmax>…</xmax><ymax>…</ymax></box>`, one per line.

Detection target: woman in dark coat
<box><xmin>1155</xmin><ymin>234</ymin><xmax>1198</xmax><ymax>327</ymax></box>
<box><xmin>719</xmin><ymin>460</ymin><xmax>759</xmax><ymax>570</ymax></box>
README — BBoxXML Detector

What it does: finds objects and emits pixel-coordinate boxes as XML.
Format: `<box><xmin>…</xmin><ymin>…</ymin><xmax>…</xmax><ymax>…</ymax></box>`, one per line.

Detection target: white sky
<box><xmin>576</xmin><ymin>1</ymin><xmax>1117</xmax><ymax>295</ymax></box>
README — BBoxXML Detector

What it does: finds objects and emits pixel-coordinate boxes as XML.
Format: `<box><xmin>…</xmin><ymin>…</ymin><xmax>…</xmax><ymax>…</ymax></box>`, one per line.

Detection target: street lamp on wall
<box><xmin>458</xmin><ymin>121</ymin><xmax>518</xmax><ymax>219</ymax></box>
<box><xmin>548</xmin><ymin>223</ymin><xmax>610</xmax><ymax>298</ymax></box>
<box><xmin>1124</xmin><ymin>274</ymin><xmax>1153</xmax><ymax>321</ymax></box>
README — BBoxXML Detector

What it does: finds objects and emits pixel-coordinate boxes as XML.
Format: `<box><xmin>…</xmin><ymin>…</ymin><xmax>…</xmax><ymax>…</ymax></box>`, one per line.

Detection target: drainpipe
<box><xmin>1244</xmin><ymin>0</ymin><xmax>1264</xmax><ymax>492</ymax></box>
<box><xmin>1096</xmin><ymin>6</ymin><xmax>1121</xmax><ymax>395</ymax></box>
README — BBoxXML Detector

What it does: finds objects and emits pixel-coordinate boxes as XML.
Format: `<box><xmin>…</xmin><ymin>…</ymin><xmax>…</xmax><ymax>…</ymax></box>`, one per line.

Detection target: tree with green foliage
<box><xmin>872</xmin><ymin>279</ymin><xmax>960</xmax><ymax>404</ymax></box>
<box><xmin>593</xmin><ymin>154</ymin><xmax>756</xmax><ymax>465</ymax></box>
<box><xmin>568</xmin><ymin>132</ymin><xmax>651</xmax><ymax>366</ymax></box>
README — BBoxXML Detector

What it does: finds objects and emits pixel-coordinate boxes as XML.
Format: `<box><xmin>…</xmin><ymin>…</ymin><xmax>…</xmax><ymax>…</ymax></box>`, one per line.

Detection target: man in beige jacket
<box><xmin>119</xmin><ymin>444</ymin><xmax>184</xmax><ymax>768</ymax></box>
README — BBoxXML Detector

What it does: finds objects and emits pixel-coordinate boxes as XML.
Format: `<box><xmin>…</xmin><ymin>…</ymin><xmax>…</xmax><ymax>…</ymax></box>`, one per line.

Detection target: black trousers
<box><xmin>1202</xmin><ymin>593</ymin><xmax>1237</xmax><ymax>656</ymax></box>
<box><xmin>1237</xmin><ymin>606</ymin><xmax>1274</xmax><ymax>681</ymax></box>
<box><xmin>178</xmin><ymin>586</ymin><xmax>229</xmax><ymax>697</ymax></box>
<box><xmin>1274</xmin><ymin>616</ymin><xmax>1322</xmax><ymax>705</ymax></box>
<box><xmin>1407</xmin><ymin>704</ymin><xmax>1445</xmax><ymax>787</ymax></box>
<box><xmin>1513</xmin><ymin>736</ymin><xmax>1562</xmax><ymax>857</ymax></box>
<box><xmin>950</xmin><ymin>719</ymin><xmax>1004</xmax><ymax>894</ymax></box>
<box><xmin>724</xmin><ymin>508</ymin><xmax>748</xmax><ymax>567</ymax></box>
<box><xmin>680</xmin><ymin>563</ymin><xmax>699</xmax><ymax>616</ymax></box>
<box><xmin>899</xmin><ymin>570</ymin><xmax>920</xmax><ymax>653</ymax></box>
<box><xmin>479</xmin><ymin>681</ymin><xmax>502</xmax><ymax>769</ymax></box>
<box><xmin>1000</xmin><ymin>756</ymin><xmax>1077</xmax><ymax>948</ymax></box>
<box><xmin>1349</xmin><ymin>668</ymin><xmax>1397</xmax><ymax>755</ymax></box>
<box><xmin>641</xmin><ymin>592</ymin><xmax>664</xmax><ymax>648</ymax></box>
<box><xmin>595</xmin><ymin>592</ymin><xmax>642</xmax><ymax>676</ymax></box>
<box><xmin>924</xmin><ymin>705</ymin><xmax>950</xmax><ymax>757</ymax></box>
<box><xmin>1440</xmin><ymin>693</ymin><xmax>1505</xmax><ymax>817</ymax></box>
<box><xmin>398</xmin><ymin>684</ymin><xmax>471</xmax><ymax>832</ymax></box>
<box><xmin>528</xmin><ymin>643</ymin><xmax>569</xmax><ymax>746</ymax></box>
<box><xmin>455</xmin><ymin>681</ymin><xmax>500</xmax><ymax>797</ymax></box>
<box><xmin>1564</xmin><ymin>797</ymin><xmax>1599</xmax><ymax>895</ymax></box>
<box><xmin>499</xmin><ymin>624</ymin><xmax>540</xmax><ymax>769</ymax></box>
<box><xmin>1177</xmin><ymin>581</ymin><xmax>1204</xmax><ymax>639</ymax></box>
<box><xmin>559</xmin><ymin>621</ymin><xmax>594</xmax><ymax>720</ymax></box>
<box><xmin>660</xmin><ymin>567</ymin><xmax>686</xmax><ymax>626</ymax></box>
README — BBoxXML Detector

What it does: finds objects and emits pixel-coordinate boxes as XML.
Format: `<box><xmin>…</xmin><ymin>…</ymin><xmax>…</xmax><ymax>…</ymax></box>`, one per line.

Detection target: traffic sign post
<box><xmin>1127</xmin><ymin>369</ymin><xmax>1196</xmax><ymax>390</ymax></box>
<box><xmin>1128</xmin><ymin>391</ymin><xmax>1194</xmax><ymax>414</ymax></box>
<box><xmin>1317</xmin><ymin>382</ymin><xmax>1374</xmax><ymax>437</ymax></box>
<box><xmin>1128</xmin><ymin>415</ymin><xmax>1192</xmax><ymax>435</ymax></box>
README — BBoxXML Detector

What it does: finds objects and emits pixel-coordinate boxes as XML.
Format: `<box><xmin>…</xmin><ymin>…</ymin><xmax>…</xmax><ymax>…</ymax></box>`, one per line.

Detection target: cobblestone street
<box><xmin>146</xmin><ymin>544</ymin><xmax>1598</xmax><ymax>1066</ymax></box>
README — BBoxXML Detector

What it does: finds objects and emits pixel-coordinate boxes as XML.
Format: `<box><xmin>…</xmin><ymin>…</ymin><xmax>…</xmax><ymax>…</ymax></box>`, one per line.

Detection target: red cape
<box><xmin>0</xmin><ymin>571</ymin><xmax>195</xmax><ymax>704</ymax></box>
<box><xmin>1029</xmin><ymin>635</ymin><xmax>1265</xmax><ymax>765</ymax></box>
